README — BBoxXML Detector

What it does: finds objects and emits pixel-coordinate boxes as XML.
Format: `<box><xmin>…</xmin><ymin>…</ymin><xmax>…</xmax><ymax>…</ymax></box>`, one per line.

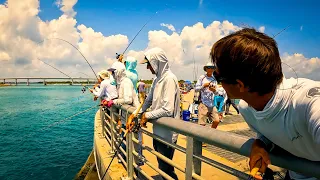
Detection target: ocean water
<box><xmin>0</xmin><ymin>85</ymin><xmax>98</xmax><ymax>180</ymax></box>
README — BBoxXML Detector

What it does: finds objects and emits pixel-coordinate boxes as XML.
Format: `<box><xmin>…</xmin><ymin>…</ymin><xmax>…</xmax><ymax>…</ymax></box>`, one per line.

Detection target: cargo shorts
<box><xmin>197</xmin><ymin>103</ymin><xmax>219</xmax><ymax>126</ymax></box>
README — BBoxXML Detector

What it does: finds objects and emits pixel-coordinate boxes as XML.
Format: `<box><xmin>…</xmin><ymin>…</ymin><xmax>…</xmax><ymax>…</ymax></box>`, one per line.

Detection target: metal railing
<box><xmin>97</xmin><ymin>104</ymin><xmax>320</xmax><ymax>180</ymax></box>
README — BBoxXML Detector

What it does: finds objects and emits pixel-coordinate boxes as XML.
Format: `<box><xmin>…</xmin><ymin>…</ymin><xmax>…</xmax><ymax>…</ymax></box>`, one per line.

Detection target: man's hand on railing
<box><xmin>140</xmin><ymin>113</ymin><xmax>148</xmax><ymax>128</ymax></box>
<box><xmin>126</xmin><ymin>114</ymin><xmax>135</xmax><ymax>131</ymax></box>
<box><xmin>249</xmin><ymin>139</ymin><xmax>271</xmax><ymax>178</ymax></box>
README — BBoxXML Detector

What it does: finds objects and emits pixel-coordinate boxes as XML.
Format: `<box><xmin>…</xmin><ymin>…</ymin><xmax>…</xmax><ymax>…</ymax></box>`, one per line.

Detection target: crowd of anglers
<box><xmin>89</xmin><ymin>28</ymin><xmax>320</xmax><ymax>180</ymax></box>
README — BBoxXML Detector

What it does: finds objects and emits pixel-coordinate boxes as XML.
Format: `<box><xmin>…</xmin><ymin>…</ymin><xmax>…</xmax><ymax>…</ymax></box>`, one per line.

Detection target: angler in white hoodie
<box><xmin>138</xmin><ymin>47</ymin><xmax>180</xmax><ymax>180</ymax></box>
<box><xmin>107</xmin><ymin>61</ymin><xmax>143</xmax><ymax>166</ymax></box>
<box><xmin>210</xmin><ymin>28</ymin><xmax>320</xmax><ymax>180</ymax></box>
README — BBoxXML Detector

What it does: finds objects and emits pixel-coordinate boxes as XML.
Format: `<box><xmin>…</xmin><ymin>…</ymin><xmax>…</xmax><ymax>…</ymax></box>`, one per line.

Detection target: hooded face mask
<box><xmin>144</xmin><ymin>47</ymin><xmax>170</xmax><ymax>78</ymax></box>
<box><xmin>108</xmin><ymin>61</ymin><xmax>126</xmax><ymax>84</ymax></box>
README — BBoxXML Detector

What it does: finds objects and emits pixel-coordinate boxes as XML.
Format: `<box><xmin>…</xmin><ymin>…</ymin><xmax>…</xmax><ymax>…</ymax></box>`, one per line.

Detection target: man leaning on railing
<box><xmin>210</xmin><ymin>28</ymin><xmax>320</xmax><ymax>180</ymax></box>
<box><xmin>134</xmin><ymin>47</ymin><xmax>181</xmax><ymax>180</ymax></box>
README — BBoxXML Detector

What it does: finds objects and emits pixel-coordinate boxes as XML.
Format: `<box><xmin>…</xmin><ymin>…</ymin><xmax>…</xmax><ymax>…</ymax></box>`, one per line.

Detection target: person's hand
<box><xmin>126</xmin><ymin>114</ymin><xmax>136</xmax><ymax>132</ymax></box>
<box><xmin>203</xmin><ymin>83</ymin><xmax>210</xmax><ymax>88</ymax></box>
<box><xmin>93</xmin><ymin>96</ymin><xmax>98</xmax><ymax>101</ymax></box>
<box><xmin>101</xmin><ymin>100</ymin><xmax>108</xmax><ymax>106</ymax></box>
<box><xmin>139</xmin><ymin>113</ymin><xmax>148</xmax><ymax>128</ymax></box>
<box><xmin>209</xmin><ymin>85</ymin><xmax>216</xmax><ymax>92</ymax></box>
<box><xmin>107</xmin><ymin>100</ymin><xmax>114</xmax><ymax>108</ymax></box>
<box><xmin>249</xmin><ymin>139</ymin><xmax>271</xmax><ymax>176</ymax></box>
<box><xmin>93</xmin><ymin>84</ymin><xmax>98</xmax><ymax>89</ymax></box>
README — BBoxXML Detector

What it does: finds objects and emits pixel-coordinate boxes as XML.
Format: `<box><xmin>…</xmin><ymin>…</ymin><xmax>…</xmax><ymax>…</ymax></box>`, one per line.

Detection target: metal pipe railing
<box><xmin>99</xmin><ymin>104</ymin><xmax>320</xmax><ymax>180</ymax></box>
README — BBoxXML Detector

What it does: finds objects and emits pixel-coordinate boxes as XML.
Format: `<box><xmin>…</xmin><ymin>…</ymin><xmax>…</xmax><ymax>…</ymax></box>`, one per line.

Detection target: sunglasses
<box><xmin>206</xmin><ymin>66</ymin><xmax>216</xmax><ymax>69</ymax></box>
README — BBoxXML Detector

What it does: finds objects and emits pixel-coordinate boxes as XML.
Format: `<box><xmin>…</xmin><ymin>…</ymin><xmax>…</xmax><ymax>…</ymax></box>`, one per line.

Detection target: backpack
<box><xmin>193</xmin><ymin>76</ymin><xmax>206</xmax><ymax>104</ymax></box>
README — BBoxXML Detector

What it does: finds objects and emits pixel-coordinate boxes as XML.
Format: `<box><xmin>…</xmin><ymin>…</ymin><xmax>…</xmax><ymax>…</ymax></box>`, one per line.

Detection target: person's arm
<box><xmin>195</xmin><ymin>76</ymin><xmax>205</xmax><ymax>92</ymax></box>
<box><xmin>93</xmin><ymin>82</ymin><xmax>106</xmax><ymax>98</ymax></box>
<box><xmin>306</xmin><ymin>98</ymin><xmax>320</xmax><ymax>144</ymax></box>
<box><xmin>144</xmin><ymin>78</ymin><xmax>176</xmax><ymax>119</ymax></box>
<box><xmin>114</xmin><ymin>82</ymin><xmax>133</xmax><ymax>105</ymax></box>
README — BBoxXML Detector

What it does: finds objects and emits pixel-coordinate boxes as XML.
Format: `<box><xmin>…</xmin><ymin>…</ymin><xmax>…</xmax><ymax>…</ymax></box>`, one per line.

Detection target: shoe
<box><xmin>202</xmin><ymin>143</ymin><xmax>207</xmax><ymax>147</ymax></box>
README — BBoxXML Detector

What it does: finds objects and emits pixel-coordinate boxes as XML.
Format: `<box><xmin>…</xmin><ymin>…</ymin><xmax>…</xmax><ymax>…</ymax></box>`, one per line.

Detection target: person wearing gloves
<box><xmin>106</xmin><ymin>61</ymin><xmax>144</xmax><ymax>167</ymax></box>
<box><xmin>124</xmin><ymin>56</ymin><xmax>139</xmax><ymax>93</ymax></box>
<box><xmin>90</xmin><ymin>70</ymin><xmax>118</xmax><ymax>102</ymax></box>
<box><xmin>136</xmin><ymin>47</ymin><xmax>180</xmax><ymax>180</ymax></box>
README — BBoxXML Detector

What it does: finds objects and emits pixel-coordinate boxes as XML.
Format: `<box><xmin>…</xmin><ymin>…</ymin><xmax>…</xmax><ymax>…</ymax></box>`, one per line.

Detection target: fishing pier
<box><xmin>81</xmin><ymin>104</ymin><xmax>320</xmax><ymax>180</ymax></box>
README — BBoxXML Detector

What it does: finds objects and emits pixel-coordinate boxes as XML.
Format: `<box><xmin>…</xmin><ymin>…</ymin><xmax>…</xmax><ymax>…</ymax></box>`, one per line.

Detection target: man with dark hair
<box><xmin>210</xmin><ymin>28</ymin><xmax>320</xmax><ymax>180</ymax></box>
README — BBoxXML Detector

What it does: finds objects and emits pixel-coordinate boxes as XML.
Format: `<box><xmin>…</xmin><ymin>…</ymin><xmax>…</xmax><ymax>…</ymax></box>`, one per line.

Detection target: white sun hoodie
<box><xmin>239</xmin><ymin>77</ymin><xmax>320</xmax><ymax>179</ymax></box>
<box><xmin>110</xmin><ymin>61</ymin><xmax>140</xmax><ymax>124</ymax></box>
<box><xmin>141</xmin><ymin>47</ymin><xmax>181</xmax><ymax>143</ymax></box>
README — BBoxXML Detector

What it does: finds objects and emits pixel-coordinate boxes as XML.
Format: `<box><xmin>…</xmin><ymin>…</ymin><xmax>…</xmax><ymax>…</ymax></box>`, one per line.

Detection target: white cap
<box><xmin>203</xmin><ymin>62</ymin><xmax>215</xmax><ymax>71</ymax></box>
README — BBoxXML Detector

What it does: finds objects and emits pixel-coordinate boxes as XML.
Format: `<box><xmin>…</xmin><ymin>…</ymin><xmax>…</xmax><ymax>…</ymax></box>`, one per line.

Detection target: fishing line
<box><xmin>37</xmin><ymin>58</ymin><xmax>72</xmax><ymax>78</ymax></box>
<box><xmin>16</xmin><ymin>104</ymin><xmax>100</xmax><ymax>145</ymax></box>
<box><xmin>37</xmin><ymin>38</ymin><xmax>99</xmax><ymax>81</ymax></box>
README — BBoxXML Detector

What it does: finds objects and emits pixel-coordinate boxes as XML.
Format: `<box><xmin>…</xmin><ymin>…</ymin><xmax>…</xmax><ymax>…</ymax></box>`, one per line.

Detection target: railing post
<box><xmin>15</xmin><ymin>79</ymin><xmax>17</xmax><ymax>86</ymax></box>
<box><xmin>126</xmin><ymin>131</ymin><xmax>134</xmax><ymax>179</ymax></box>
<box><xmin>193</xmin><ymin>139</ymin><xmax>202</xmax><ymax>176</ymax></box>
<box><xmin>87</xmin><ymin>79</ymin><xmax>89</xmax><ymax>85</ymax></box>
<box><xmin>186</xmin><ymin>137</ymin><xmax>202</xmax><ymax>180</ymax></box>
<box><xmin>27</xmin><ymin>79</ymin><xmax>30</xmax><ymax>86</ymax></box>
<box><xmin>3</xmin><ymin>79</ymin><xmax>5</xmax><ymax>84</ymax></box>
<box><xmin>109</xmin><ymin>108</ymin><xmax>116</xmax><ymax>154</ymax></box>
<box><xmin>100</xmin><ymin>106</ymin><xmax>105</xmax><ymax>136</ymax></box>
<box><xmin>186</xmin><ymin>136</ymin><xmax>194</xmax><ymax>180</ymax></box>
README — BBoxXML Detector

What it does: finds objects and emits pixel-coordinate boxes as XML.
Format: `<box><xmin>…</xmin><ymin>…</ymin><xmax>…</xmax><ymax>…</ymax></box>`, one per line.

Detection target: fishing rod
<box><xmin>38</xmin><ymin>38</ymin><xmax>99</xmax><ymax>81</ymax></box>
<box><xmin>116</xmin><ymin>8</ymin><xmax>165</xmax><ymax>60</ymax></box>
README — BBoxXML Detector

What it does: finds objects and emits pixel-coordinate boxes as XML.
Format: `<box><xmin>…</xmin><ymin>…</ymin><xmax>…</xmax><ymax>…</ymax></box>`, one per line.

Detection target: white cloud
<box><xmin>160</xmin><ymin>23</ymin><xmax>176</xmax><ymax>32</ymax></box>
<box><xmin>55</xmin><ymin>0</ymin><xmax>78</xmax><ymax>18</ymax></box>
<box><xmin>258</xmin><ymin>26</ymin><xmax>265</xmax><ymax>33</ymax></box>
<box><xmin>300</xmin><ymin>25</ymin><xmax>303</xmax><ymax>31</ymax></box>
<box><xmin>0</xmin><ymin>0</ymin><xmax>319</xmax><ymax>81</ymax></box>
<box><xmin>281</xmin><ymin>53</ymin><xmax>320</xmax><ymax>80</ymax></box>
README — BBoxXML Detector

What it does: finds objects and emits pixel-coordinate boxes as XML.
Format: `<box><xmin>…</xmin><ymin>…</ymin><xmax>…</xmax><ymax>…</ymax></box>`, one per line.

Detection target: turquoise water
<box><xmin>0</xmin><ymin>85</ymin><xmax>98</xmax><ymax>180</ymax></box>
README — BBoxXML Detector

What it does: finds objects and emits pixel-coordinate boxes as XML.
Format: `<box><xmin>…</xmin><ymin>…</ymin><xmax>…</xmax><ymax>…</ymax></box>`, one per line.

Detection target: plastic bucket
<box><xmin>182</xmin><ymin>110</ymin><xmax>191</xmax><ymax>121</ymax></box>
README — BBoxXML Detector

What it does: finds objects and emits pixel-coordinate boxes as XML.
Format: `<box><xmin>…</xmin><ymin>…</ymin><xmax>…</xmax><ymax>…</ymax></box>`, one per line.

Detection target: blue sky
<box><xmin>0</xmin><ymin>0</ymin><xmax>319</xmax><ymax>79</ymax></box>
<box><xmin>28</xmin><ymin>0</ymin><xmax>320</xmax><ymax>58</ymax></box>
<box><xmin>1</xmin><ymin>0</ymin><xmax>318</xmax><ymax>57</ymax></box>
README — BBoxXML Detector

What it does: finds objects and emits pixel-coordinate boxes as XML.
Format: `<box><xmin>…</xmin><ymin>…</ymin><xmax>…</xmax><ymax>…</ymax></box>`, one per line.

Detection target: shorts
<box><xmin>197</xmin><ymin>103</ymin><xmax>219</xmax><ymax>125</ymax></box>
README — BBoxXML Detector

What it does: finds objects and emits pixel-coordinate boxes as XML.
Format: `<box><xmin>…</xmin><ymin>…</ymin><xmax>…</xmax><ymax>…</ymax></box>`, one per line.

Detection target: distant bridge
<box><xmin>0</xmin><ymin>77</ymin><xmax>97</xmax><ymax>86</ymax></box>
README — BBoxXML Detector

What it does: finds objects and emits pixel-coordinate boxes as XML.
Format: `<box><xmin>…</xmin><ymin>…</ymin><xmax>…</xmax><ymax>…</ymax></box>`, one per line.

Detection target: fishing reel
<box><xmin>116</xmin><ymin>53</ymin><xmax>124</xmax><ymax>61</ymax></box>
<box><xmin>81</xmin><ymin>86</ymin><xmax>87</xmax><ymax>93</ymax></box>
